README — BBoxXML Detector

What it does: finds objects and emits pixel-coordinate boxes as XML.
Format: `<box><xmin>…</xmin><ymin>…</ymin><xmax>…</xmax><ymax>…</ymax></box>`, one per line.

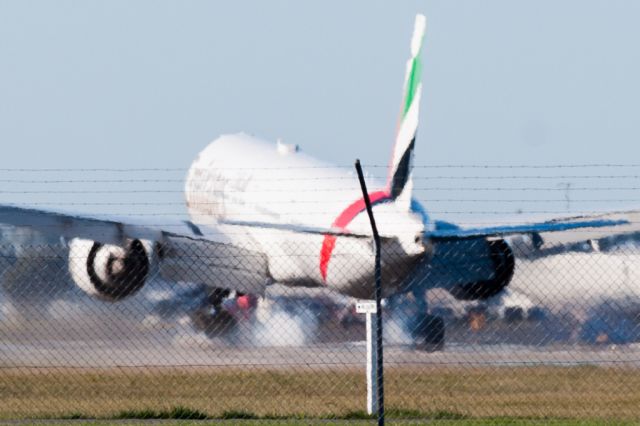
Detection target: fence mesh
<box><xmin>1</xmin><ymin>166</ymin><xmax>640</xmax><ymax>421</ymax></box>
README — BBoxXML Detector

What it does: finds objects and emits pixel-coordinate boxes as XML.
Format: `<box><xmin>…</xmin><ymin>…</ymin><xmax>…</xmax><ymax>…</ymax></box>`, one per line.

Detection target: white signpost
<box><xmin>356</xmin><ymin>300</ymin><xmax>379</xmax><ymax>415</ymax></box>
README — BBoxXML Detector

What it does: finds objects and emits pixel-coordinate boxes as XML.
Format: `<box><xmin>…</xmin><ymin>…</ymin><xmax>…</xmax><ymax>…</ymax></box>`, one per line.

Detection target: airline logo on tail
<box><xmin>319</xmin><ymin>14</ymin><xmax>427</xmax><ymax>281</ymax></box>
<box><xmin>387</xmin><ymin>13</ymin><xmax>425</xmax><ymax>200</ymax></box>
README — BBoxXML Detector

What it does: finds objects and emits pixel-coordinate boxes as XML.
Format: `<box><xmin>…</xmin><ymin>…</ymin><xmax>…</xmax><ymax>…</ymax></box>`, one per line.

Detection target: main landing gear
<box><xmin>191</xmin><ymin>288</ymin><xmax>237</xmax><ymax>338</ymax></box>
<box><xmin>390</xmin><ymin>286</ymin><xmax>445</xmax><ymax>352</ymax></box>
<box><xmin>409</xmin><ymin>313</ymin><xmax>445</xmax><ymax>352</ymax></box>
<box><xmin>191</xmin><ymin>289</ymin><xmax>258</xmax><ymax>339</ymax></box>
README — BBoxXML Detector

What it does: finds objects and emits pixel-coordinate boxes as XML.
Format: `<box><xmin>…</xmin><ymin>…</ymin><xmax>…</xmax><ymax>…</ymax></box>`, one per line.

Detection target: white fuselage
<box><xmin>184</xmin><ymin>133</ymin><xmax>426</xmax><ymax>298</ymax></box>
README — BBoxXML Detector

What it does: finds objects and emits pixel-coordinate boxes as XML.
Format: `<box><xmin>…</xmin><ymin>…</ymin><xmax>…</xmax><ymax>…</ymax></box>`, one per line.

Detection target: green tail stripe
<box><xmin>402</xmin><ymin>56</ymin><xmax>422</xmax><ymax>118</ymax></box>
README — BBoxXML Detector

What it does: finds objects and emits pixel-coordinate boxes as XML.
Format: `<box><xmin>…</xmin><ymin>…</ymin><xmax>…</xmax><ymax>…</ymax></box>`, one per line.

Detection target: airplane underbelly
<box><xmin>331</xmin><ymin>237</ymin><xmax>424</xmax><ymax>300</ymax></box>
<box><xmin>263</xmin><ymin>232</ymin><xmax>422</xmax><ymax>300</ymax></box>
<box><xmin>260</xmin><ymin>231</ymin><xmax>326</xmax><ymax>287</ymax></box>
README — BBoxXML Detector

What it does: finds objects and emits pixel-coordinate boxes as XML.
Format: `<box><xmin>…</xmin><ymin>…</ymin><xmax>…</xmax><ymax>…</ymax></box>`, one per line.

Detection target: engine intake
<box><xmin>69</xmin><ymin>238</ymin><xmax>150</xmax><ymax>301</ymax></box>
<box><xmin>449</xmin><ymin>239</ymin><xmax>515</xmax><ymax>300</ymax></box>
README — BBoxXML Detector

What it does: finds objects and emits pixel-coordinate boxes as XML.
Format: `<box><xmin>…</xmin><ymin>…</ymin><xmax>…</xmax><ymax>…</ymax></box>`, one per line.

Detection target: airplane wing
<box><xmin>0</xmin><ymin>204</ymin><xmax>270</xmax><ymax>295</ymax></box>
<box><xmin>428</xmin><ymin>210</ymin><xmax>638</xmax><ymax>246</ymax></box>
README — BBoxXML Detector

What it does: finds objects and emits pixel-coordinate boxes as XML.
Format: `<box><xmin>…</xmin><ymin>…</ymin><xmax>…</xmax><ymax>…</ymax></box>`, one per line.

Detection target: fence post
<box><xmin>355</xmin><ymin>159</ymin><xmax>384</xmax><ymax>426</ymax></box>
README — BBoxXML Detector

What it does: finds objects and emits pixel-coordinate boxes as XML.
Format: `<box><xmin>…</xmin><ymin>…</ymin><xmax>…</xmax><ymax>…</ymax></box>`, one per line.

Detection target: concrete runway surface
<box><xmin>2</xmin><ymin>338</ymin><xmax>640</xmax><ymax>369</ymax></box>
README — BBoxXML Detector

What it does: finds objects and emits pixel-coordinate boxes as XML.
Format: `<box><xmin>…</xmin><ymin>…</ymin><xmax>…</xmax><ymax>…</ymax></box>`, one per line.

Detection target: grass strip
<box><xmin>1</xmin><ymin>365</ymin><xmax>639</xmax><ymax>420</ymax></box>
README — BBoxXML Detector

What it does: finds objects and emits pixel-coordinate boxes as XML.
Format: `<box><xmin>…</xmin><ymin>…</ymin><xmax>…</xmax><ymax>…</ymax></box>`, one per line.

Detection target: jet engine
<box><xmin>68</xmin><ymin>238</ymin><xmax>151</xmax><ymax>301</ymax></box>
<box><xmin>448</xmin><ymin>239</ymin><xmax>515</xmax><ymax>300</ymax></box>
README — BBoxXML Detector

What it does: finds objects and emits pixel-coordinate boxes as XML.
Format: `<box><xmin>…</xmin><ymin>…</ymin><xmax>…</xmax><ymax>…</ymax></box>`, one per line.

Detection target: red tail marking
<box><xmin>319</xmin><ymin>190</ymin><xmax>390</xmax><ymax>281</ymax></box>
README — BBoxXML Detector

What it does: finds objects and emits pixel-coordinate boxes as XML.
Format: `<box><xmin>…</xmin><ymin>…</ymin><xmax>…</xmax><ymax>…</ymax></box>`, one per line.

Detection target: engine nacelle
<box><xmin>69</xmin><ymin>238</ymin><xmax>151</xmax><ymax>301</ymax></box>
<box><xmin>449</xmin><ymin>239</ymin><xmax>515</xmax><ymax>301</ymax></box>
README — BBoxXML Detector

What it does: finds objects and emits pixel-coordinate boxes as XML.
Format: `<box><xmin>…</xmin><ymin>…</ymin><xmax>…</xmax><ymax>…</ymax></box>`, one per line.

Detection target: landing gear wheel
<box><xmin>190</xmin><ymin>288</ymin><xmax>238</xmax><ymax>338</ymax></box>
<box><xmin>410</xmin><ymin>313</ymin><xmax>445</xmax><ymax>352</ymax></box>
<box><xmin>192</xmin><ymin>307</ymin><xmax>238</xmax><ymax>338</ymax></box>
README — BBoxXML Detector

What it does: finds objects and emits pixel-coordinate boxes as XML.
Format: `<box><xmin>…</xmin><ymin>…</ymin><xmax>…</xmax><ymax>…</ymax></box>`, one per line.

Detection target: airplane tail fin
<box><xmin>386</xmin><ymin>14</ymin><xmax>426</xmax><ymax>207</ymax></box>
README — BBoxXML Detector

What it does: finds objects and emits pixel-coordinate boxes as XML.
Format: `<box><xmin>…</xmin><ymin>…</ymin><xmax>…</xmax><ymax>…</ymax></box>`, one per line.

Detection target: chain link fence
<box><xmin>1</xmin><ymin>167</ymin><xmax>640</xmax><ymax>421</ymax></box>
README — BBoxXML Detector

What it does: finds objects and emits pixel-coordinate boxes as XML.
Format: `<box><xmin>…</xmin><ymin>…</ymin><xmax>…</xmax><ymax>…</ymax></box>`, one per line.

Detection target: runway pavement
<box><xmin>2</xmin><ymin>336</ymin><xmax>640</xmax><ymax>369</ymax></box>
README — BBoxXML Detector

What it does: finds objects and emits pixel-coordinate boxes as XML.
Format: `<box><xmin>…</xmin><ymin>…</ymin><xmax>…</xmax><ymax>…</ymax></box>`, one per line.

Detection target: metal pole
<box><xmin>355</xmin><ymin>159</ymin><xmax>384</xmax><ymax>426</ymax></box>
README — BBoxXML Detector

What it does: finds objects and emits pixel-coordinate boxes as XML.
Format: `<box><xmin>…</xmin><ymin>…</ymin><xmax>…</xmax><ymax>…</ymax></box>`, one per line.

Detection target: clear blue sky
<box><xmin>1</xmin><ymin>1</ymin><xmax>640</xmax><ymax>222</ymax></box>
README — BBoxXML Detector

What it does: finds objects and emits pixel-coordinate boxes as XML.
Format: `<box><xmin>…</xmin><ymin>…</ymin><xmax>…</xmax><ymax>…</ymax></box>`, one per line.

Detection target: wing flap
<box><xmin>533</xmin><ymin>211</ymin><xmax>640</xmax><ymax>247</ymax></box>
<box><xmin>159</xmin><ymin>235</ymin><xmax>269</xmax><ymax>295</ymax></box>
<box><xmin>429</xmin><ymin>212</ymin><xmax>634</xmax><ymax>244</ymax></box>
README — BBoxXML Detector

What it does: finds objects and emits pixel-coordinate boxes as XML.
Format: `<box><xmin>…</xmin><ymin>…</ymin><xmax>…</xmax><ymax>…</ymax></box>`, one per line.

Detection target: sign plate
<box><xmin>356</xmin><ymin>301</ymin><xmax>377</xmax><ymax>314</ymax></box>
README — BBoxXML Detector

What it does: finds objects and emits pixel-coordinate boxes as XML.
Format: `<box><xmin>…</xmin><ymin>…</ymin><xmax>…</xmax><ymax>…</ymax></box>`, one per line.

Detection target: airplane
<box><xmin>0</xmin><ymin>14</ymin><xmax>635</xmax><ymax>350</ymax></box>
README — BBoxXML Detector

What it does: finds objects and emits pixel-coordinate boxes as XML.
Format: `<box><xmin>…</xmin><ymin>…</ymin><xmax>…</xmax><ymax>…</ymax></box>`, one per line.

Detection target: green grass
<box><xmin>1</xmin><ymin>365</ymin><xmax>640</xmax><ymax>421</ymax></box>
<box><xmin>6</xmin><ymin>421</ymin><xmax>640</xmax><ymax>426</ymax></box>
<box><xmin>58</xmin><ymin>407</ymin><xmax>468</xmax><ymax>421</ymax></box>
